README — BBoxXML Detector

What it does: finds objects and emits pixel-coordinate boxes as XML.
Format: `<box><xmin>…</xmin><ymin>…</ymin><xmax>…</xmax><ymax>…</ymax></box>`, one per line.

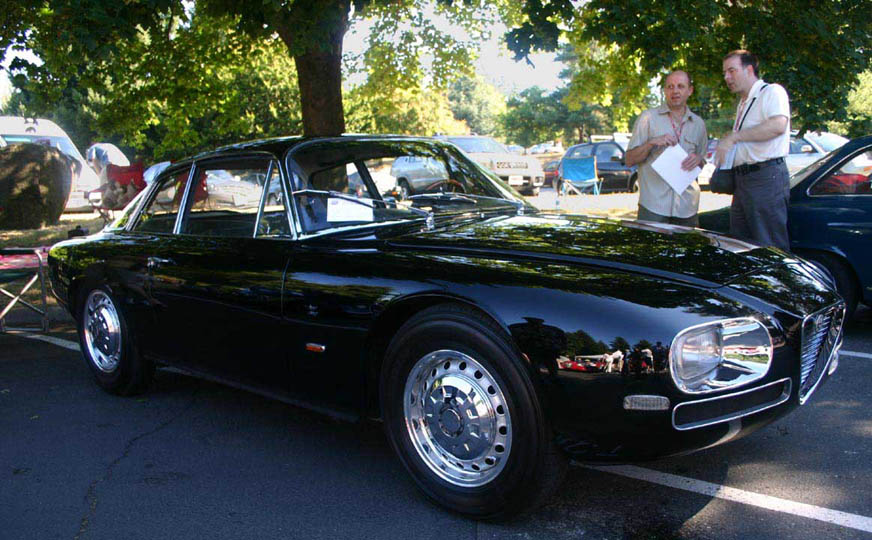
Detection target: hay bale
<box><xmin>0</xmin><ymin>143</ymin><xmax>72</xmax><ymax>230</ymax></box>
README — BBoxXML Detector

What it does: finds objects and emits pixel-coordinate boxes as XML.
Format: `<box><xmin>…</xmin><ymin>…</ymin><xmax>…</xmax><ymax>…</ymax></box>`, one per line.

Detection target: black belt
<box><xmin>735</xmin><ymin>157</ymin><xmax>784</xmax><ymax>175</ymax></box>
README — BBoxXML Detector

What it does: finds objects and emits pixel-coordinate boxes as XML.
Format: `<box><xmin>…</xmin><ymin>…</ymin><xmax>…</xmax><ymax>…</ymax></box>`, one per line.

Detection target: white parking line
<box><xmin>7</xmin><ymin>332</ymin><xmax>80</xmax><ymax>351</ymax></box>
<box><xmin>840</xmin><ymin>349</ymin><xmax>872</xmax><ymax>360</ymax></box>
<box><xmin>580</xmin><ymin>464</ymin><xmax>872</xmax><ymax>533</ymax></box>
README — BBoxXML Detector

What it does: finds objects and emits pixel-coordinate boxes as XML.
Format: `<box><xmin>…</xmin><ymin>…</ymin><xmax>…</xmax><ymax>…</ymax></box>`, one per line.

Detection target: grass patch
<box><xmin>0</xmin><ymin>213</ymin><xmax>105</xmax><ymax>249</ymax></box>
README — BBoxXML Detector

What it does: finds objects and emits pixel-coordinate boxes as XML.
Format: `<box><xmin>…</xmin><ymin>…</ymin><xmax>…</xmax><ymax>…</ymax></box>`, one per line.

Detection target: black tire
<box><xmin>802</xmin><ymin>252</ymin><xmax>860</xmax><ymax>318</ymax></box>
<box><xmin>397</xmin><ymin>179</ymin><xmax>411</xmax><ymax>200</ymax></box>
<box><xmin>77</xmin><ymin>286</ymin><xmax>153</xmax><ymax>395</ymax></box>
<box><xmin>629</xmin><ymin>174</ymin><xmax>639</xmax><ymax>193</ymax></box>
<box><xmin>380</xmin><ymin>304</ymin><xmax>566</xmax><ymax>519</ymax></box>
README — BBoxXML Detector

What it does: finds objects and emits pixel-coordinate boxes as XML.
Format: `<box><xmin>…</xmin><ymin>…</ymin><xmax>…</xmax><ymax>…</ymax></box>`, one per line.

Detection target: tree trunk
<box><xmin>276</xmin><ymin>0</ymin><xmax>349</xmax><ymax>137</ymax></box>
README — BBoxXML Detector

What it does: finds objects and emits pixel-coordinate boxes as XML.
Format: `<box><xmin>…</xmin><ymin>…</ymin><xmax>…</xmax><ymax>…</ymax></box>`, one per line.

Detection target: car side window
<box><xmin>180</xmin><ymin>159</ymin><xmax>272</xmax><ymax>237</ymax></box>
<box><xmin>809</xmin><ymin>149</ymin><xmax>872</xmax><ymax>196</ymax></box>
<box><xmin>595</xmin><ymin>144</ymin><xmax>622</xmax><ymax>163</ymax></box>
<box><xmin>131</xmin><ymin>167</ymin><xmax>192</xmax><ymax>234</ymax></box>
<box><xmin>257</xmin><ymin>162</ymin><xmax>291</xmax><ymax>237</ymax></box>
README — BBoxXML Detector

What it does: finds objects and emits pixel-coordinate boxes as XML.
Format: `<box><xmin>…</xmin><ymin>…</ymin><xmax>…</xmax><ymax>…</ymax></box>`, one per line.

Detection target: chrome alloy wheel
<box><xmin>83</xmin><ymin>290</ymin><xmax>122</xmax><ymax>373</ymax></box>
<box><xmin>403</xmin><ymin>350</ymin><xmax>512</xmax><ymax>487</ymax></box>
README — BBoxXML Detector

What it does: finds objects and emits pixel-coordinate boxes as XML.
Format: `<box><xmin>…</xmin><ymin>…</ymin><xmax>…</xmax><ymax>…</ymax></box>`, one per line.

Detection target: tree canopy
<box><xmin>508</xmin><ymin>0</ymin><xmax>872</xmax><ymax>133</ymax></box>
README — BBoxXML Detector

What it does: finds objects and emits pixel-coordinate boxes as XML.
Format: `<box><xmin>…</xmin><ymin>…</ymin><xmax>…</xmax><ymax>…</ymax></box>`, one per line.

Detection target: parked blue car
<box><xmin>699</xmin><ymin>135</ymin><xmax>872</xmax><ymax>317</ymax></box>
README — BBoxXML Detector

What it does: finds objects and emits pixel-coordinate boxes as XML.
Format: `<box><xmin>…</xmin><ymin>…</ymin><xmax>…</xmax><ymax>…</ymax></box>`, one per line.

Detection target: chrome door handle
<box><xmin>147</xmin><ymin>257</ymin><xmax>174</xmax><ymax>270</ymax></box>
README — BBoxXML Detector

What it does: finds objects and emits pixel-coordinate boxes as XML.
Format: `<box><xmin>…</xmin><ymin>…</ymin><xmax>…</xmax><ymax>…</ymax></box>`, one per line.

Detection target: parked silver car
<box><xmin>436</xmin><ymin>136</ymin><xmax>545</xmax><ymax>195</ymax></box>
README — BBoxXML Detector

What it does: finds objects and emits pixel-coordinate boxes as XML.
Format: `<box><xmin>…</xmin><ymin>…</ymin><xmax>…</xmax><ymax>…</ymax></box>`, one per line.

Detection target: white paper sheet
<box><xmin>720</xmin><ymin>145</ymin><xmax>737</xmax><ymax>170</ymax></box>
<box><xmin>651</xmin><ymin>144</ymin><xmax>702</xmax><ymax>194</ymax></box>
<box><xmin>327</xmin><ymin>197</ymin><xmax>373</xmax><ymax>222</ymax></box>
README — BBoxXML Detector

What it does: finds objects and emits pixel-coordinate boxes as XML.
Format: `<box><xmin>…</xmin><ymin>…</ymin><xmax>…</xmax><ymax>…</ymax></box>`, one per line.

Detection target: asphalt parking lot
<box><xmin>2</xmin><ymin>306</ymin><xmax>871</xmax><ymax>540</ymax></box>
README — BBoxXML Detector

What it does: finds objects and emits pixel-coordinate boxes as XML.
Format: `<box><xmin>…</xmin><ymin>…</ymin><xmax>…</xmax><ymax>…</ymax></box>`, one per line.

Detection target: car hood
<box><xmin>466</xmin><ymin>153</ymin><xmax>544</xmax><ymax>175</ymax></box>
<box><xmin>386</xmin><ymin>213</ymin><xmax>787</xmax><ymax>287</ymax></box>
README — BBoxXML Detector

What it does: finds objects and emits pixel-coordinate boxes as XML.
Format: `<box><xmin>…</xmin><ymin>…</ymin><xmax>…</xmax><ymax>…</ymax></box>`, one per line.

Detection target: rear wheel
<box><xmin>78</xmin><ymin>286</ymin><xmax>153</xmax><ymax>395</ymax></box>
<box><xmin>380</xmin><ymin>304</ymin><xmax>566</xmax><ymax>519</ymax></box>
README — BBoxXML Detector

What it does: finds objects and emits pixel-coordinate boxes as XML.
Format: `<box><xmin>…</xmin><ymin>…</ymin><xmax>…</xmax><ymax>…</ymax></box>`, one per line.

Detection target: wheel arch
<box><xmin>362</xmin><ymin>293</ymin><xmax>523</xmax><ymax>419</ymax></box>
<box><xmin>793</xmin><ymin>247</ymin><xmax>863</xmax><ymax>303</ymax></box>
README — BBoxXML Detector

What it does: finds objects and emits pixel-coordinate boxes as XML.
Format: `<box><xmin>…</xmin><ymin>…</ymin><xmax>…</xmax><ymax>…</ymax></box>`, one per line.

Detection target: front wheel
<box><xmin>803</xmin><ymin>252</ymin><xmax>860</xmax><ymax>318</ymax></box>
<box><xmin>78</xmin><ymin>286</ymin><xmax>153</xmax><ymax>395</ymax></box>
<box><xmin>380</xmin><ymin>304</ymin><xmax>566</xmax><ymax>518</ymax></box>
<box><xmin>629</xmin><ymin>174</ymin><xmax>639</xmax><ymax>193</ymax></box>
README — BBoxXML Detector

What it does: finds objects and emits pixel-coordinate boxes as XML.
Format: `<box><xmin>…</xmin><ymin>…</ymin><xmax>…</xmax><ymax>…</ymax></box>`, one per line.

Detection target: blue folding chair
<box><xmin>560</xmin><ymin>156</ymin><xmax>600</xmax><ymax>195</ymax></box>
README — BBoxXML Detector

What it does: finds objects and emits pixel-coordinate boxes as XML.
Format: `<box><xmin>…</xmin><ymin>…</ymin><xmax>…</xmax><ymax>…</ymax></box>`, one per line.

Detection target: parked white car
<box><xmin>436</xmin><ymin>136</ymin><xmax>545</xmax><ymax>195</ymax></box>
<box><xmin>786</xmin><ymin>132</ymin><xmax>849</xmax><ymax>174</ymax></box>
<box><xmin>0</xmin><ymin>116</ymin><xmax>100</xmax><ymax>211</ymax></box>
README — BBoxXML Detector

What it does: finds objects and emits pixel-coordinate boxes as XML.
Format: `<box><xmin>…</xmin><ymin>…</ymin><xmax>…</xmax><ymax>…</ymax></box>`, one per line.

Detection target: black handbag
<box><xmin>710</xmin><ymin>167</ymin><xmax>735</xmax><ymax>194</ymax></box>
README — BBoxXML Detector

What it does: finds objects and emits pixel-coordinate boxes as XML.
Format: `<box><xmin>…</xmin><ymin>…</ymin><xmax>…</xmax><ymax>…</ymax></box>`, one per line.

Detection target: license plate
<box><xmin>508</xmin><ymin>175</ymin><xmax>525</xmax><ymax>185</ymax></box>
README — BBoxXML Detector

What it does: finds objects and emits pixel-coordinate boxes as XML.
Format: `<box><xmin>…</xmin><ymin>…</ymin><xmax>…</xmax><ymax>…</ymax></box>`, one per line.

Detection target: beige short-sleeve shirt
<box><xmin>628</xmin><ymin>104</ymin><xmax>708</xmax><ymax>218</ymax></box>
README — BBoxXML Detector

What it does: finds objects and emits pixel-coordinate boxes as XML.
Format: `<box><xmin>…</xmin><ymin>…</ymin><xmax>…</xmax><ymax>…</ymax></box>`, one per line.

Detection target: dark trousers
<box><xmin>730</xmin><ymin>162</ymin><xmax>790</xmax><ymax>251</ymax></box>
<box><xmin>637</xmin><ymin>205</ymin><xmax>699</xmax><ymax>227</ymax></box>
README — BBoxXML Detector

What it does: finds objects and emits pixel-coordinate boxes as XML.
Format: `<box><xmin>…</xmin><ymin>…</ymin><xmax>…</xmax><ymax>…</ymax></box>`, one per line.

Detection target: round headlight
<box><xmin>670</xmin><ymin>318</ymin><xmax>773</xmax><ymax>394</ymax></box>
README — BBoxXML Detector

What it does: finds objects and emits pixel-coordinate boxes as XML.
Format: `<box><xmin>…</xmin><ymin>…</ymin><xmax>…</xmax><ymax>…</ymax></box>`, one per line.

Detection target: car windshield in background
<box><xmin>446</xmin><ymin>137</ymin><xmax>508</xmax><ymax>154</ymax></box>
<box><xmin>806</xmin><ymin>132</ymin><xmax>849</xmax><ymax>153</ymax></box>
<box><xmin>1</xmin><ymin>134</ymin><xmax>84</xmax><ymax>161</ymax></box>
<box><xmin>287</xmin><ymin>140</ymin><xmax>530</xmax><ymax>235</ymax></box>
<box><xmin>790</xmin><ymin>150</ymin><xmax>836</xmax><ymax>188</ymax></box>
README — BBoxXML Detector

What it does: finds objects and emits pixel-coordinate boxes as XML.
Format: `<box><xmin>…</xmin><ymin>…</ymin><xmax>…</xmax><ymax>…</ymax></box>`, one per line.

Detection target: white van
<box><xmin>0</xmin><ymin>116</ymin><xmax>100</xmax><ymax>211</ymax></box>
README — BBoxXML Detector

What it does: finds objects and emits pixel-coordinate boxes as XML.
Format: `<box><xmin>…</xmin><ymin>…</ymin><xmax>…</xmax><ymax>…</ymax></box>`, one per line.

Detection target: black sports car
<box><xmin>48</xmin><ymin>135</ymin><xmax>845</xmax><ymax>518</ymax></box>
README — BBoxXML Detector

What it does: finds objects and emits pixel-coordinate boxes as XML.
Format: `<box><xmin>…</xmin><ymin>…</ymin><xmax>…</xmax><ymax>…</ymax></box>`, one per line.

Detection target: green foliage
<box><xmin>508</xmin><ymin>0</ymin><xmax>872</xmax><ymax>134</ymax></box>
<box><xmin>0</xmin><ymin>144</ymin><xmax>71</xmax><ymax>230</ymax></box>
<box><xmin>828</xmin><ymin>71</ymin><xmax>872</xmax><ymax>138</ymax></box>
<box><xmin>345</xmin><ymin>84</ymin><xmax>468</xmax><ymax>135</ymax></box>
<box><xmin>446</xmin><ymin>76</ymin><xmax>506</xmax><ymax>135</ymax></box>
<box><xmin>500</xmin><ymin>86</ymin><xmax>610</xmax><ymax>147</ymax></box>
<box><xmin>8</xmin><ymin>7</ymin><xmax>302</xmax><ymax>161</ymax></box>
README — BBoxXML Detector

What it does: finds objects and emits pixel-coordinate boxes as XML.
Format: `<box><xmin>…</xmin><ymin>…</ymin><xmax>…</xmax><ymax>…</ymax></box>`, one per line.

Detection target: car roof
<box><xmin>186</xmin><ymin>134</ymin><xmax>443</xmax><ymax>163</ymax></box>
<box><xmin>0</xmin><ymin>116</ymin><xmax>70</xmax><ymax>138</ymax></box>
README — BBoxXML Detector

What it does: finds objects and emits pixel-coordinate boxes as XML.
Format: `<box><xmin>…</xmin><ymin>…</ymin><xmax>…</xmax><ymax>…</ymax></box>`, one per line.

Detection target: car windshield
<box><xmin>446</xmin><ymin>137</ymin><xmax>508</xmax><ymax>154</ymax></box>
<box><xmin>0</xmin><ymin>134</ymin><xmax>85</xmax><ymax>162</ymax></box>
<box><xmin>789</xmin><ymin>151</ymin><xmax>835</xmax><ymax>188</ymax></box>
<box><xmin>287</xmin><ymin>140</ymin><xmax>532</xmax><ymax>235</ymax></box>
<box><xmin>805</xmin><ymin>132</ymin><xmax>849</xmax><ymax>153</ymax></box>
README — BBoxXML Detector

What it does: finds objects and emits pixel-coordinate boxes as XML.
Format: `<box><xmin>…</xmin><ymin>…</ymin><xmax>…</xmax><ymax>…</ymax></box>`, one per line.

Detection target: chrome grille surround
<box><xmin>799</xmin><ymin>303</ymin><xmax>845</xmax><ymax>404</ymax></box>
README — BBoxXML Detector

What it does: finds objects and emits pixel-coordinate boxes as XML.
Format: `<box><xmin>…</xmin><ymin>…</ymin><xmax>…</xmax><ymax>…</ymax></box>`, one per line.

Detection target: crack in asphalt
<box><xmin>73</xmin><ymin>386</ymin><xmax>201</xmax><ymax>540</ymax></box>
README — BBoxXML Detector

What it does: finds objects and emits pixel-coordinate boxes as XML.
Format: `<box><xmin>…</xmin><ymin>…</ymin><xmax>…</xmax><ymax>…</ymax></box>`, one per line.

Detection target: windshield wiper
<box><xmin>457</xmin><ymin>194</ymin><xmax>527</xmax><ymax>215</ymax></box>
<box><xmin>408</xmin><ymin>193</ymin><xmax>477</xmax><ymax>205</ymax></box>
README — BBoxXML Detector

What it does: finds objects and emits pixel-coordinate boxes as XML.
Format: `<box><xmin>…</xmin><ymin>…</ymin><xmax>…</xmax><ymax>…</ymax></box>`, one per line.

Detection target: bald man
<box><xmin>626</xmin><ymin>70</ymin><xmax>708</xmax><ymax>226</ymax></box>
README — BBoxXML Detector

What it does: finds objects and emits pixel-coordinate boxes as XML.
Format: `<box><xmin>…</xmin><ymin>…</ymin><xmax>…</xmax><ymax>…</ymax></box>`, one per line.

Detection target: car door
<box><xmin>145</xmin><ymin>155</ymin><xmax>295</xmax><ymax>393</ymax></box>
<box><xmin>594</xmin><ymin>142</ymin><xmax>630</xmax><ymax>191</ymax></box>
<box><xmin>791</xmin><ymin>145</ymin><xmax>872</xmax><ymax>299</ymax></box>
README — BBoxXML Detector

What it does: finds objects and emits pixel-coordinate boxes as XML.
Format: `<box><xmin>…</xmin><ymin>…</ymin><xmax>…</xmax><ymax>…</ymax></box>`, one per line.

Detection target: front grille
<box><xmin>672</xmin><ymin>378</ymin><xmax>791</xmax><ymax>430</ymax></box>
<box><xmin>799</xmin><ymin>304</ymin><xmax>845</xmax><ymax>403</ymax></box>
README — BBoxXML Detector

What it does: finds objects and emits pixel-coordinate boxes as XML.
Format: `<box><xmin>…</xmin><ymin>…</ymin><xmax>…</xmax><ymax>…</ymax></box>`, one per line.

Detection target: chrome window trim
<box><xmin>671</xmin><ymin>377</ymin><xmax>792</xmax><ymax>431</ymax></box>
<box><xmin>124</xmin><ymin>163</ymin><xmax>193</xmax><ymax>234</ymax></box>
<box><xmin>176</xmin><ymin>152</ymin><xmax>279</xmax><ymax>237</ymax></box>
<box><xmin>252</xmin><ymin>160</ymin><xmax>274</xmax><ymax>238</ymax></box>
<box><xmin>798</xmin><ymin>302</ymin><xmax>845</xmax><ymax>405</ymax></box>
<box><xmin>804</xmin><ymin>144</ymin><xmax>872</xmax><ymax>198</ymax></box>
<box><xmin>668</xmin><ymin>316</ymin><xmax>774</xmax><ymax>395</ymax></box>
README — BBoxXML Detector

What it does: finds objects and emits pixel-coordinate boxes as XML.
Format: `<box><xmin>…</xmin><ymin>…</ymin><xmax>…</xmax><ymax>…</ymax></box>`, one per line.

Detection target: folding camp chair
<box><xmin>560</xmin><ymin>156</ymin><xmax>601</xmax><ymax>195</ymax></box>
<box><xmin>0</xmin><ymin>247</ymin><xmax>50</xmax><ymax>332</ymax></box>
